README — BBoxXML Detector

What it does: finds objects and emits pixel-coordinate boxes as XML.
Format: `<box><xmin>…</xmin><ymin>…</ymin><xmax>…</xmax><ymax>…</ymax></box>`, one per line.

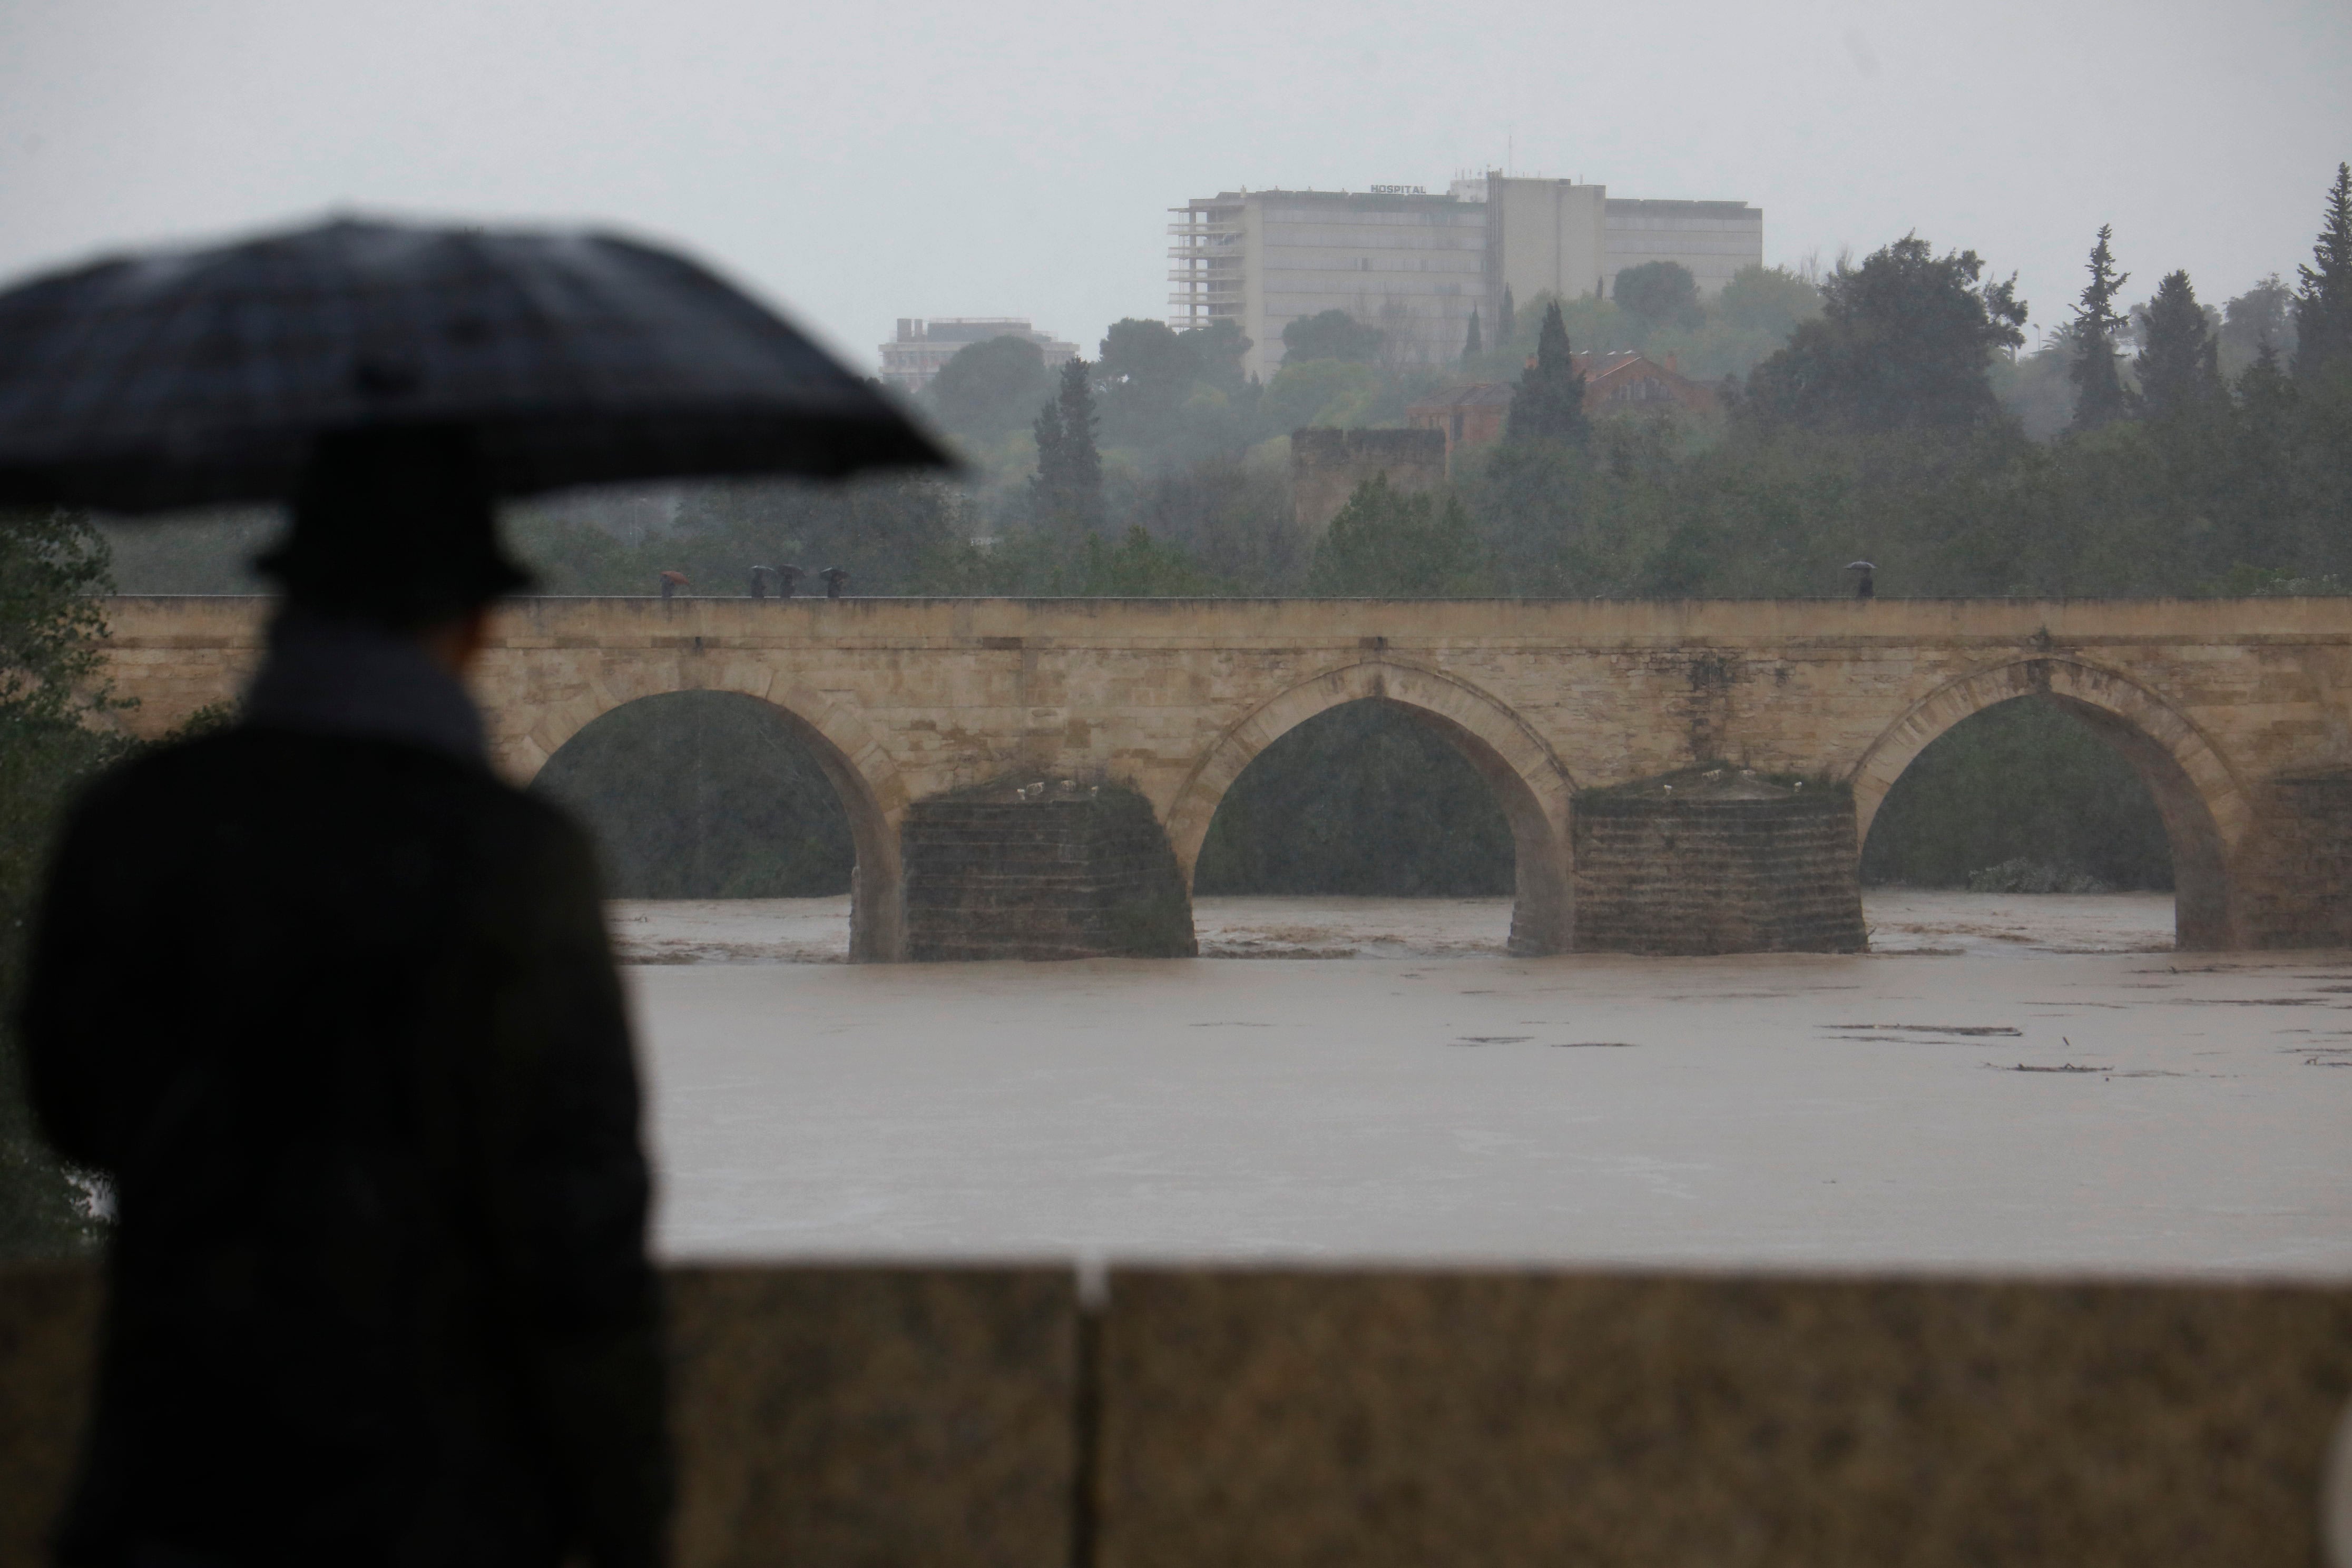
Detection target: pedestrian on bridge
<box><xmin>821</xmin><ymin>565</ymin><xmax>851</xmax><ymax>599</ymax></box>
<box><xmin>1848</xmin><ymin>561</ymin><xmax>1876</xmax><ymax>599</ymax></box>
<box><xmin>659</xmin><ymin>569</ymin><xmax>689</xmax><ymax>601</ymax></box>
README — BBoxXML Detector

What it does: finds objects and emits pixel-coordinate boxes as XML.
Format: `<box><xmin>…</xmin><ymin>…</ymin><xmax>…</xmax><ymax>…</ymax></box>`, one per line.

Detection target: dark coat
<box><xmin>22</xmin><ymin>727</ymin><xmax>668</xmax><ymax>1568</ymax></box>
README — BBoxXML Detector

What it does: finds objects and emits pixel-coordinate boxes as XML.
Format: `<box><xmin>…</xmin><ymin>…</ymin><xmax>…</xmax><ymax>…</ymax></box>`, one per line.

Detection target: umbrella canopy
<box><xmin>0</xmin><ymin>218</ymin><xmax>950</xmax><ymax>513</ymax></box>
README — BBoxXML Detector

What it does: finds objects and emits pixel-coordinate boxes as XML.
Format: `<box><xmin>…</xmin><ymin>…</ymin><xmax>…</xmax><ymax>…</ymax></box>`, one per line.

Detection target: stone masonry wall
<box><xmin>1289</xmin><ymin>427</ymin><xmax>1447</xmax><ymax>533</ymax></box>
<box><xmin>1574</xmin><ymin>772</ymin><xmax>1867</xmax><ymax>955</ymax></box>
<box><xmin>904</xmin><ymin>780</ymin><xmax>1197</xmax><ymax>961</ymax></box>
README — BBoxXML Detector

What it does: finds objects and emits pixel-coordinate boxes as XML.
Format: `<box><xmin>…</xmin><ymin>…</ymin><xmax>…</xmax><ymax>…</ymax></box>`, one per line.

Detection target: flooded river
<box><xmin>617</xmin><ymin>893</ymin><xmax>2352</xmax><ymax>1279</ymax></box>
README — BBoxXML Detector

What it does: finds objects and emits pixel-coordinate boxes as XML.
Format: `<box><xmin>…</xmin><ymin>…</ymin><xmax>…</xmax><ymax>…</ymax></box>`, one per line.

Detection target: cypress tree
<box><xmin>2293</xmin><ymin>162</ymin><xmax>2352</xmax><ymax>381</ymax></box>
<box><xmin>1031</xmin><ymin>383</ymin><xmax>1064</xmax><ymax>481</ymax></box>
<box><xmin>1030</xmin><ymin>357</ymin><xmax>1102</xmax><ymax>534</ymax></box>
<box><xmin>2133</xmin><ymin>270</ymin><xmax>2222</xmax><ymax>419</ymax></box>
<box><xmin>1500</xmin><ymin>286</ymin><xmax>1516</xmax><ymax>348</ymax></box>
<box><xmin>1505</xmin><ymin>302</ymin><xmax>1590</xmax><ymax>446</ymax></box>
<box><xmin>1462</xmin><ymin>308</ymin><xmax>1483</xmax><ymax>362</ymax></box>
<box><xmin>2068</xmin><ymin>225</ymin><xmax>2132</xmax><ymax>430</ymax></box>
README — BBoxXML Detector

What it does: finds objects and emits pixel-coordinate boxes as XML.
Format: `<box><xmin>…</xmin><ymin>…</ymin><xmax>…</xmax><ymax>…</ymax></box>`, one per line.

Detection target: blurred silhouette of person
<box><xmin>22</xmin><ymin>426</ymin><xmax>669</xmax><ymax>1568</ymax></box>
<box><xmin>1847</xmin><ymin>561</ymin><xmax>1875</xmax><ymax>599</ymax></box>
<box><xmin>777</xmin><ymin>564</ymin><xmax>803</xmax><ymax>598</ymax></box>
<box><xmin>820</xmin><ymin>566</ymin><xmax>850</xmax><ymax>599</ymax></box>
<box><xmin>658</xmin><ymin>569</ymin><xmax>688</xmax><ymax>601</ymax></box>
<box><xmin>748</xmin><ymin>564</ymin><xmax>770</xmax><ymax>600</ymax></box>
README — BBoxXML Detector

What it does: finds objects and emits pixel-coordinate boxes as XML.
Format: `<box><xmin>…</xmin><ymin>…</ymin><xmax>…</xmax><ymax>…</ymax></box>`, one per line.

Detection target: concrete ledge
<box><xmin>7</xmin><ymin>1262</ymin><xmax>2351</xmax><ymax>1567</ymax></box>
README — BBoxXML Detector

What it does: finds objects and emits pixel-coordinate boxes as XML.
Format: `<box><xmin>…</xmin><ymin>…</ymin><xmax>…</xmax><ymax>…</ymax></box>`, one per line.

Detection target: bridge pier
<box><xmin>2238</xmin><ymin>772</ymin><xmax>2352</xmax><ymax>948</ymax></box>
<box><xmin>1571</xmin><ymin>769</ymin><xmax>1867</xmax><ymax>955</ymax></box>
<box><xmin>901</xmin><ymin>780</ymin><xmax>1197</xmax><ymax>962</ymax></box>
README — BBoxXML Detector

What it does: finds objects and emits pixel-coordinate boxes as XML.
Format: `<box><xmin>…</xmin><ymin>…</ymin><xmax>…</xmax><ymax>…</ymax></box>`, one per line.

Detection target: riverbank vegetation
<box><xmin>1</xmin><ymin>507</ymin><xmax>128</xmax><ymax>1255</ymax></box>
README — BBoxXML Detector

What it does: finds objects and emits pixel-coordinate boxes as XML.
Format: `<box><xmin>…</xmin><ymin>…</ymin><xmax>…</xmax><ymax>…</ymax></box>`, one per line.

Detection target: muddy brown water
<box><xmin>613</xmin><ymin>892</ymin><xmax>2352</xmax><ymax>1278</ymax></box>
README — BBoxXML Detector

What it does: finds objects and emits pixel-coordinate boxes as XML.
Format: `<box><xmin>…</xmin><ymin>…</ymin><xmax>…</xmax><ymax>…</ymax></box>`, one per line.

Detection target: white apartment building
<box><xmin>879</xmin><ymin>318</ymin><xmax>1080</xmax><ymax>395</ymax></box>
<box><xmin>1170</xmin><ymin>173</ymin><xmax>1762</xmax><ymax>381</ymax></box>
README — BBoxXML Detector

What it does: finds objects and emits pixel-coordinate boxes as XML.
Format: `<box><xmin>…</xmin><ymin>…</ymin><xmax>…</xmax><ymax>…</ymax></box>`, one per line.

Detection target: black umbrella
<box><xmin>0</xmin><ymin>218</ymin><xmax>950</xmax><ymax>513</ymax></box>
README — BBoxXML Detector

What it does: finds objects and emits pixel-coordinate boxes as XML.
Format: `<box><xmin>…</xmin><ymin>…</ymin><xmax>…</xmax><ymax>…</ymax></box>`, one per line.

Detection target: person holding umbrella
<box><xmin>0</xmin><ymin>219</ymin><xmax>947</xmax><ymax>1568</ymax></box>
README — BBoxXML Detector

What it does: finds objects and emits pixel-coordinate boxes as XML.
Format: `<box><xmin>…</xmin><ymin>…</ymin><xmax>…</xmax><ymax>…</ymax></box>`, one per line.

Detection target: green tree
<box><xmin>2067</xmin><ymin>226</ymin><xmax>2133</xmax><ymax>430</ymax></box>
<box><xmin>1462</xmin><ymin>308</ymin><xmax>1482</xmax><ymax>361</ymax></box>
<box><xmin>1505</xmin><ymin>302</ymin><xmax>1591</xmax><ymax>447</ymax></box>
<box><xmin>2133</xmin><ymin>271</ymin><xmax>2222</xmax><ymax>420</ymax></box>
<box><xmin>1031</xmin><ymin>357</ymin><xmax>1103</xmax><ymax>534</ymax></box>
<box><xmin>1500</xmin><ymin>286</ymin><xmax>1516</xmax><ymax>346</ymax></box>
<box><xmin>1</xmin><ymin>507</ymin><xmax>123</xmax><ymax>1257</ymax></box>
<box><xmin>1280</xmin><ymin>309</ymin><xmax>1385</xmax><ymax>365</ymax></box>
<box><xmin>1073</xmin><ymin>524</ymin><xmax>1216</xmax><ymax>595</ymax></box>
<box><xmin>1096</xmin><ymin>318</ymin><xmax>1201</xmax><ymax>439</ymax></box>
<box><xmin>1742</xmin><ymin>236</ymin><xmax>2027</xmax><ymax>432</ymax></box>
<box><xmin>925</xmin><ymin>335</ymin><xmax>1053</xmax><ymax>443</ymax></box>
<box><xmin>1259</xmin><ymin>359</ymin><xmax>1385</xmax><ymax>433</ymax></box>
<box><xmin>2294</xmin><ymin>162</ymin><xmax>2352</xmax><ymax>382</ymax></box>
<box><xmin>1184</xmin><ymin>318</ymin><xmax>1254</xmax><ymax>395</ymax></box>
<box><xmin>1308</xmin><ymin>475</ymin><xmax>1486</xmax><ymax>596</ymax></box>
<box><xmin>508</xmin><ymin>476</ymin><xmax>965</xmax><ymax>596</ymax></box>
<box><xmin>1613</xmin><ymin>260</ymin><xmax>1704</xmax><ymax>334</ymax></box>
<box><xmin>1718</xmin><ymin>264</ymin><xmax>1823</xmax><ymax>340</ymax></box>
<box><xmin>2220</xmin><ymin>273</ymin><xmax>2297</xmax><ymax>377</ymax></box>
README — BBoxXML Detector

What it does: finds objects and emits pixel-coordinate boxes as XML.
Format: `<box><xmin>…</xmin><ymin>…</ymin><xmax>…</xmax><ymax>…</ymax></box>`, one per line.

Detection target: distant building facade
<box><xmin>879</xmin><ymin>318</ymin><xmax>1080</xmax><ymax>395</ymax></box>
<box><xmin>1405</xmin><ymin>353</ymin><xmax>1719</xmax><ymax>465</ymax></box>
<box><xmin>1170</xmin><ymin>174</ymin><xmax>1761</xmax><ymax>381</ymax></box>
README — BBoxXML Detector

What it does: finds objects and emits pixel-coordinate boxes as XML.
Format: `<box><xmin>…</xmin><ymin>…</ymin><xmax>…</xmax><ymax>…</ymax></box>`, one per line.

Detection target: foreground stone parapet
<box><xmin>1097</xmin><ymin>1268</ymin><xmax>2352</xmax><ymax>1568</ymax></box>
<box><xmin>904</xmin><ymin>780</ymin><xmax>1197</xmax><ymax>961</ymax></box>
<box><xmin>6</xmin><ymin>1261</ymin><xmax>2350</xmax><ymax>1566</ymax></box>
<box><xmin>667</xmin><ymin>1266</ymin><xmax>1076</xmax><ymax>1567</ymax></box>
<box><xmin>1573</xmin><ymin>767</ymin><xmax>1867</xmax><ymax>954</ymax></box>
<box><xmin>0</xmin><ymin>1263</ymin><xmax>1079</xmax><ymax>1568</ymax></box>
<box><xmin>0</xmin><ymin>1266</ymin><xmax>99</xmax><ymax>1568</ymax></box>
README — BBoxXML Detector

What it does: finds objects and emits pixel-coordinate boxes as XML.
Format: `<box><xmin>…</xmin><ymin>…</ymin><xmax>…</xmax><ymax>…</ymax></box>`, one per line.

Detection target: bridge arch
<box><xmin>1849</xmin><ymin>657</ymin><xmax>2252</xmax><ymax>950</ymax></box>
<box><xmin>1165</xmin><ymin>660</ymin><xmax>1577</xmax><ymax>955</ymax></box>
<box><xmin>519</xmin><ymin>676</ymin><xmax>911</xmax><ymax>963</ymax></box>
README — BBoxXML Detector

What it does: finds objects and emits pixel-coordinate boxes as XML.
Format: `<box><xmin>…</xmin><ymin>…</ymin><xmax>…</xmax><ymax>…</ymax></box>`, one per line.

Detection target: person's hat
<box><xmin>258</xmin><ymin>424</ymin><xmax>532</xmax><ymax>628</ymax></box>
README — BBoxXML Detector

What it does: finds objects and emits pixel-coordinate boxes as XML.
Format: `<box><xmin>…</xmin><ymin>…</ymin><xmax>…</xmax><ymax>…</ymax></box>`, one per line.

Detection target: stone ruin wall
<box><xmin>1288</xmin><ymin>427</ymin><xmax>1447</xmax><ymax>533</ymax></box>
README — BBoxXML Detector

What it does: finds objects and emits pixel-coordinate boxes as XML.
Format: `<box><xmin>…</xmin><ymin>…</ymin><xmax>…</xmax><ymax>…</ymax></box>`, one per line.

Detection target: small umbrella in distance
<box><xmin>1846</xmin><ymin>561</ymin><xmax>1876</xmax><ymax>599</ymax></box>
<box><xmin>0</xmin><ymin>217</ymin><xmax>951</xmax><ymax>513</ymax></box>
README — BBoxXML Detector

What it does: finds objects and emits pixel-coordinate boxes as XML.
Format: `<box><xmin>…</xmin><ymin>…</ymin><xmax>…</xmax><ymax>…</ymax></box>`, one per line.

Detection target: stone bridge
<box><xmin>92</xmin><ymin>595</ymin><xmax>2352</xmax><ymax>959</ymax></box>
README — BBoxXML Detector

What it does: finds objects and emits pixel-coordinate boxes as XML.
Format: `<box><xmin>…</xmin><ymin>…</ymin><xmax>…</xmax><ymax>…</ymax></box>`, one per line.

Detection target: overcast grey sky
<box><xmin>4</xmin><ymin>0</ymin><xmax>2346</xmax><ymax>368</ymax></box>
